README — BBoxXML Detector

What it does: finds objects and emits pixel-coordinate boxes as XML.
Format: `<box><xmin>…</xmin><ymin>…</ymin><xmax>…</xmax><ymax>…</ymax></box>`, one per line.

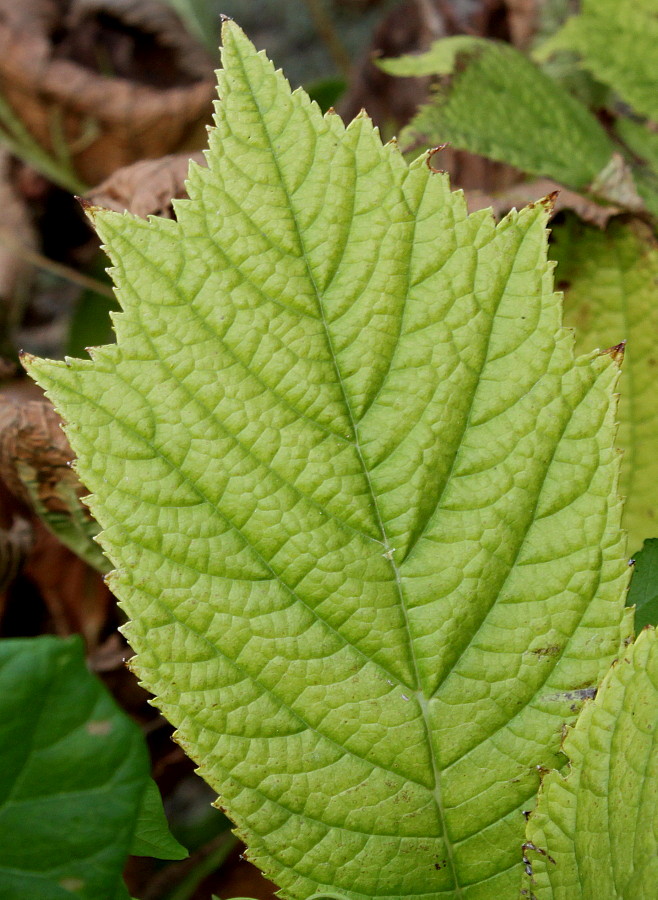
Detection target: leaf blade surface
<box><xmin>524</xmin><ymin>627</ymin><xmax>658</xmax><ymax>899</ymax></box>
<box><xmin>540</xmin><ymin>0</ymin><xmax>658</xmax><ymax>121</ymax></box>
<box><xmin>551</xmin><ymin>216</ymin><xmax>658</xmax><ymax>550</ymax></box>
<box><xmin>377</xmin><ymin>38</ymin><xmax>613</xmax><ymax>189</ymax></box>
<box><xmin>27</xmin><ymin>23</ymin><xmax>631</xmax><ymax>899</ymax></box>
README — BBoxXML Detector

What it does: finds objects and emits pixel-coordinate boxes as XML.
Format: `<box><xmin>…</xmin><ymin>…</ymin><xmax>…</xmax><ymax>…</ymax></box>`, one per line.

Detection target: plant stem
<box><xmin>162</xmin><ymin>831</ymin><xmax>239</xmax><ymax>900</ymax></box>
<box><xmin>0</xmin><ymin>229</ymin><xmax>115</xmax><ymax>299</ymax></box>
<box><xmin>303</xmin><ymin>0</ymin><xmax>352</xmax><ymax>78</ymax></box>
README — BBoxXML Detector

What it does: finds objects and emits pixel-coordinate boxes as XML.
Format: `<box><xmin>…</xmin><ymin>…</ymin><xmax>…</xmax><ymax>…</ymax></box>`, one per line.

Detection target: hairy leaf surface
<box><xmin>27</xmin><ymin>23</ymin><xmax>632</xmax><ymax>899</ymax></box>
<box><xmin>377</xmin><ymin>38</ymin><xmax>612</xmax><ymax>189</ymax></box>
<box><xmin>539</xmin><ymin>0</ymin><xmax>658</xmax><ymax>121</ymax></box>
<box><xmin>551</xmin><ymin>217</ymin><xmax>658</xmax><ymax>551</ymax></box>
<box><xmin>524</xmin><ymin>627</ymin><xmax>658</xmax><ymax>899</ymax></box>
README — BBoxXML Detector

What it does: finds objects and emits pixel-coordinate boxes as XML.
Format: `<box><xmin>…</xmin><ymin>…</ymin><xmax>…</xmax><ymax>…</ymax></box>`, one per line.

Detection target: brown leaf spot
<box><xmin>600</xmin><ymin>341</ymin><xmax>626</xmax><ymax>367</ymax></box>
<box><xmin>87</xmin><ymin>719</ymin><xmax>113</xmax><ymax>736</ymax></box>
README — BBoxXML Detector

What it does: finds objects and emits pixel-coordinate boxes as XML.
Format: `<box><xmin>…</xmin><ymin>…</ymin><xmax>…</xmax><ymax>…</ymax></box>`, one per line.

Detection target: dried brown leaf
<box><xmin>0</xmin><ymin>516</ymin><xmax>32</xmax><ymax>593</ymax></box>
<box><xmin>0</xmin><ymin>149</ymin><xmax>39</xmax><ymax>351</ymax></box>
<box><xmin>503</xmin><ymin>0</ymin><xmax>539</xmax><ymax>49</ymax></box>
<box><xmin>85</xmin><ymin>150</ymin><xmax>206</xmax><ymax>219</ymax></box>
<box><xmin>0</xmin><ymin>0</ymin><xmax>215</xmax><ymax>186</ymax></box>
<box><xmin>0</xmin><ymin>396</ymin><xmax>79</xmax><ymax>512</ymax></box>
<box><xmin>0</xmin><ymin>395</ymin><xmax>108</xmax><ymax>571</ymax></box>
<box><xmin>21</xmin><ymin>518</ymin><xmax>113</xmax><ymax>645</ymax></box>
<box><xmin>465</xmin><ymin>178</ymin><xmax>623</xmax><ymax>228</ymax></box>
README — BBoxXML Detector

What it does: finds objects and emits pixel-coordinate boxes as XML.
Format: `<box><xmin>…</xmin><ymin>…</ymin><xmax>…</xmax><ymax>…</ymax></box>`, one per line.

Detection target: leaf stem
<box><xmin>161</xmin><ymin>832</ymin><xmax>239</xmax><ymax>900</ymax></box>
<box><xmin>302</xmin><ymin>0</ymin><xmax>352</xmax><ymax>78</ymax></box>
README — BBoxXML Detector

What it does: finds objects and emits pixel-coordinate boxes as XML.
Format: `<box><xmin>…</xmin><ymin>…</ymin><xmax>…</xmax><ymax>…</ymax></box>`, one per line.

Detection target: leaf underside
<box><xmin>550</xmin><ymin>216</ymin><xmax>658</xmax><ymax>551</ymax></box>
<box><xmin>377</xmin><ymin>37</ymin><xmax>612</xmax><ymax>190</ymax></box>
<box><xmin>27</xmin><ymin>23</ymin><xmax>632</xmax><ymax>900</ymax></box>
<box><xmin>525</xmin><ymin>627</ymin><xmax>658</xmax><ymax>899</ymax></box>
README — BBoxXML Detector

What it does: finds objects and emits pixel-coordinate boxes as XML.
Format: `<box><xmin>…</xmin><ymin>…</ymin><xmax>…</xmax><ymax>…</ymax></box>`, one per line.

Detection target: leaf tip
<box><xmin>426</xmin><ymin>144</ymin><xmax>449</xmax><ymax>173</ymax></box>
<box><xmin>600</xmin><ymin>340</ymin><xmax>626</xmax><ymax>367</ymax></box>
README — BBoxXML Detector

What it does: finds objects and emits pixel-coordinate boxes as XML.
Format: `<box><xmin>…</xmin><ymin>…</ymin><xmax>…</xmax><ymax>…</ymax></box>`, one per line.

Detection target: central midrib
<box><xmin>240</xmin><ymin>65</ymin><xmax>464</xmax><ymax>896</ymax></box>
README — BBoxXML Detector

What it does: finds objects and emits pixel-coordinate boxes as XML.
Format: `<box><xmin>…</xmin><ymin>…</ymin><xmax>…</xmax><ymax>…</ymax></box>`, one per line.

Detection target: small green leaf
<box><xmin>627</xmin><ymin>539</ymin><xmax>658</xmax><ymax>631</ymax></box>
<box><xmin>538</xmin><ymin>0</ymin><xmax>658</xmax><ymax>121</ymax></box>
<box><xmin>378</xmin><ymin>37</ymin><xmax>613</xmax><ymax>189</ymax></box>
<box><xmin>550</xmin><ymin>216</ymin><xmax>658</xmax><ymax>550</ymax></box>
<box><xmin>26</xmin><ymin>23</ymin><xmax>632</xmax><ymax>898</ymax></box>
<box><xmin>131</xmin><ymin>779</ymin><xmax>188</xmax><ymax>860</ymax></box>
<box><xmin>524</xmin><ymin>627</ymin><xmax>658</xmax><ymax>898</ymax></box>
<box><xmin>0</xmin><ymin>635</ymin><xmax>149</xmax><ymax>899</ymax></box>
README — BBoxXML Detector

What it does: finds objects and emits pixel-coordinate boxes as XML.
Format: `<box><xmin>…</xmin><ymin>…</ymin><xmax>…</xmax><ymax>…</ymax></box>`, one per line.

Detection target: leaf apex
<box><xmin>599</xmin><ymin>340</ymin><xmax>627</xmax><ymax>367</ymax></box>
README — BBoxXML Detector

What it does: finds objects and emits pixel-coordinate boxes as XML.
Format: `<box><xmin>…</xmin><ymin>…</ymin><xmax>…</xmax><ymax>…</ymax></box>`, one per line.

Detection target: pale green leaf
<box><xmin>550</xmin><ymin>216</ymin><xmax>658</xmax><ymax>551</ymax></box>
<box><xmin>377</xmin><ymin>37</ymin><xmax>613</xmax><ymax>189</ymax></box>
<box><xmin>524</xmin><ymin>627</ymin><xmax>658</xmax><ymax>899</ymax></box>
<box><xmin>627</xmin><ymin>539</ymin><xmax>658</xmax><ymax>631</ymax></box>
<box><xmin>26</xmin><ymin>23</ymin><xmax>632</xmax><ymax>899</ymax></box>
<box><xmin>538</xmin><ymin>0</ymin><xmax>658</xmax><ymax>121</ymax></box>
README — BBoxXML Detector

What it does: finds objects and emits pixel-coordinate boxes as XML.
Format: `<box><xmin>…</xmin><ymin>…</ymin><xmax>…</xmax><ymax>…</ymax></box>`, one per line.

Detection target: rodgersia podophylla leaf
<box><xmin>26</xmin><ymin>22</ymin><xmax>632</xmax><ymax>900</ymax></box>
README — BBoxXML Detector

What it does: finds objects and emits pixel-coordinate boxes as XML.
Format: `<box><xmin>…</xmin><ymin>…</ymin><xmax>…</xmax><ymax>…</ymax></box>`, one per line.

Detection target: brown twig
<box><xmin>0</xmin><ymin>228</ymin><xmax>115</xmax><ymax>299</ymax></box>
<box><xmin>303</xmin><ymin>0</ymin><xmax>352</xmax><ymax>78</ymax></box>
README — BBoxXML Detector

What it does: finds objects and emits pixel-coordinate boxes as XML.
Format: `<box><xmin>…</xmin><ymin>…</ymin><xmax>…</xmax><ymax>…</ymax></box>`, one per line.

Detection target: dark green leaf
<box><xmin>627</xmin><ymin>539</ymin><xmax>658</xmax><ymax>631</ymax></box>
<box><xmin>0</xmin><ymin>635</ymin><xmax>149</xmax><ymax>899</ymax></box>
<box><xmin>131</xmin><ymin>779</ymin><xmax>188</xmax><ymax>860</ymax></box>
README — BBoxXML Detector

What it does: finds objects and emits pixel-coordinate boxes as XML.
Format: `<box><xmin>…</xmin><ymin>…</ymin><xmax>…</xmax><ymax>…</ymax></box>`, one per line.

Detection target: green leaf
<box><xmin>377</xmin><ymin>37</ymin><xmax>613</xmax><ymax>189</ymax></box>
<box><xmin>26</xmin><ymin>23</ymin><xmax>632</xmax><ymax>899</ymax></box>
<box><xmin>550</xmin><ymin>216</ymin><xmax>658</xmax><ymax>551</ymax></box>
<box><xmin>67</xmin><ymin>254</ymin><xmax>120</xmax><ymax>361</ymax></box>
<box><xmin>305</xmin><ymin>77</ymin><xmax>346</xmax><ymax>114</ymax></box>
<box><xmin>615</xmin><ymin>117</ymin><xmax>658</xmax><ymax>220</ymax></box>
<box><xmin>538</xmin><ymin>0</ymin><xmax>658</xmax><ymax>121</ymax></box>
<box><xmin>627</xmin><ymin>539</ymin><xmax>658</xmax><ymax>631</ymax></box>
<box><xmin>0</xmin><ymin>635</ymin><xmax>149</xmax><ymax>899</ymax></box>
<box><xmin>524</xmin><ymin>627</ymin><xmax>658</xmax><ymax>898</ymax></box>
<box><xmin>131</xmin><ymin>779</ymin><xmax>188</xmax><ymax>860</ymax></box>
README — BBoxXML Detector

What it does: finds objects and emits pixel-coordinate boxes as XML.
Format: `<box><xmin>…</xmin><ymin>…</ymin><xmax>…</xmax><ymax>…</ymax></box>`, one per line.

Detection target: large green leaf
<box><xmin>524</xmin><ymin>627</ymin><xmax>658</xmax><ymax>898</ymax></box>
<box><xmin>0</xmin><ymin>635</ymin><xmax>148</xmax><ymax>899</ymax></box>
<box><xmin>539</xmin><ymin>0</ymin><xmax>658</xmax><ymax>121</ymax></box>
<box><xmin>550</xmin><ymin>216</ymin><xmax>658</xmax><ymax>551</ymax></box>
<box><xmin>377</xmin><ymin>37</ymin><xmax>613</xmax><ymax>189</ymax></box>
<box><xmin>26</xmin><ymin>23</ymin><xmax>632</xmax><ymax>899</ymax></box>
